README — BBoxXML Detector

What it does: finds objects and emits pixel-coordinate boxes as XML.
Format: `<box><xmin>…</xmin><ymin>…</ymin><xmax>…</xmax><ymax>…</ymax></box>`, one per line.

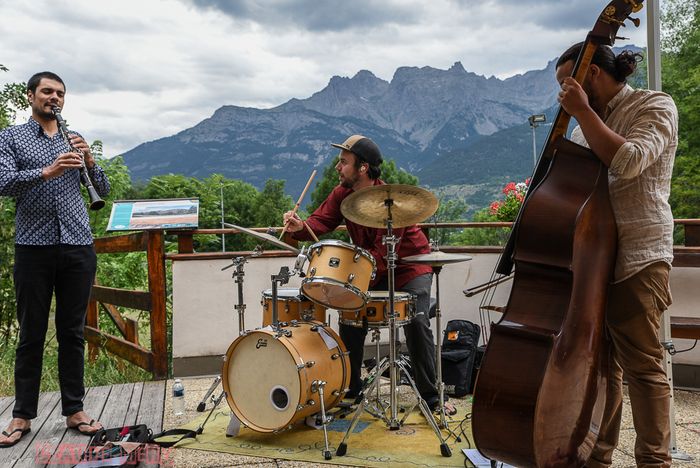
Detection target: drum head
<box><xmin>224</xmin><ymin>331</ymin><xmax>301</xmax><ymax>432</ymax></box>
<box><xmin>302</xmin><ymin>278</ymin><xmax>367</xmax><ymax>311</ymax></box>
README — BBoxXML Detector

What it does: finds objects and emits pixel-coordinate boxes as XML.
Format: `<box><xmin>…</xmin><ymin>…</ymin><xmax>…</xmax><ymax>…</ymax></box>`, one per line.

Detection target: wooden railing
<box><xmin>88</xmin><ymin>219</ymin><xmax>700</xmax><ymax>378</ymax></box>
<box><xmin>86</xmin><ymin>231</ymin><xmax>168</xmax><ymax>378</ymax></box>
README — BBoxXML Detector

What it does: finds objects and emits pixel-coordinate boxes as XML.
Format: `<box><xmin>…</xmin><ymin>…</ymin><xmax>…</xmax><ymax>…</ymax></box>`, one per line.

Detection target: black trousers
<box><xmin>339</xmin><ymin>273</ymin><xmax>440</xmax><ymax>407</ymax></box>
<box><xmin>13</xmin><ymin>244</ymin><xmax>97</xmax><ymax>419</ymax></box>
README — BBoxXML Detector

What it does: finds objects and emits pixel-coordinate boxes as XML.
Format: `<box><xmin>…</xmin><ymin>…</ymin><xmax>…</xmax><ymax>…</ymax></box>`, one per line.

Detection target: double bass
<box><xmin>472</xmin><ymin>1</ymin><xmax>643</xmax><ymax>467</ymax></box>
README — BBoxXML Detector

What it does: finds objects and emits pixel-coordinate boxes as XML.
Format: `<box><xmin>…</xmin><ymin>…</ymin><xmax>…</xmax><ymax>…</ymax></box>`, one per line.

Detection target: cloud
<box><xmin>187</xmin><ymin>0</ymin><xmax>421</xmax><ymax>32</ymax></box>
<box><xmin>0</xmin><ymin>0</ymin><xmax>649</xmax><ymax>158</ymax></box>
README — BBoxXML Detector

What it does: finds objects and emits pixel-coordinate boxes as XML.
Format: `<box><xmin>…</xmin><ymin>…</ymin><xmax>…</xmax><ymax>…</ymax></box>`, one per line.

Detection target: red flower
<box><xmin>503</xmin><ymin>182</ymin><xmax>516</xmax><ymax>194</ymax></box>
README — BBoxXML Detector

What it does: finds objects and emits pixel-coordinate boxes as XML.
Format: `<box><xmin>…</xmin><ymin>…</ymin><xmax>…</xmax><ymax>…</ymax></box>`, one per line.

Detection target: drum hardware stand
<box><xmin>432</xmin><ymin>261</ymin><xmax>450</xmax><ymax>430</ymax></box>
<box><xmin>196</xmin><ymin>375</ymin><xmax>222</xmax><ymax>412</ymax></box>
<box><xmin>221</xmin><ymin>256</ymin><xmax>249</xmax><ymax>335</ymax></box>
<box><xmin>337</xmin><ymin>197</ymin><xmax>452</xmax><ymax>458</ymax></box>
<box><xmin>198</xmin><ymin>257</ymin><xmax>251</xmax><ymax>413</ymax></box>
<box><xmin>311</xmin><ymin>380</ymin><xmax>333</xmax><ymax>460</ymax></box>
<box><xmin>270</xmin><ymin>266</ymin><xmax>292</xmax><ymax>329</ymax></box>
<box><xmin>194</xmin><ymin>389</ymin><xmax>227</xmax><ymax>434</ymax></box>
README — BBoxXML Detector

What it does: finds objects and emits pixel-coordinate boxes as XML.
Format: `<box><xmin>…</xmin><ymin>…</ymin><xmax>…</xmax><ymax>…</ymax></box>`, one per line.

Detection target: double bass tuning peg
<box><xmin>627</xmin><ymin>16</ymin><xmax>641</xmax><ymax>28</ymax></box>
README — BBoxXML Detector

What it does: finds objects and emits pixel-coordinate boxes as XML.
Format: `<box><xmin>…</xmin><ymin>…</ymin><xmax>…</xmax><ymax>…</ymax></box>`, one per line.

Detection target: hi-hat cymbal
<box><xmin>224</xmin><ymin>223</ymin><xmax>300</xmax><ymax>254</ymax></box>
<box><xmin>402</xmin><ymin>251</ymin><xmax>473</xmax><ymax>266</ymax></box>
<box><xmin>340</xmin><ymin>184</ymin><xmax>438</xmax><ymax>229</ymax></box>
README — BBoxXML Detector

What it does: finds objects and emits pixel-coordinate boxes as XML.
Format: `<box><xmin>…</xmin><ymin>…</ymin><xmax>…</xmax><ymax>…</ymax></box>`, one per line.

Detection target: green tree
<box><xmin>663</xmin><ymin>0</ymin><xmax>700</xmax><ymax>224</ymax></box>
<box><xmin>0</xmin><ymin>65</ymin><xmax>27</xmax><ymax>342</ymax></box>
<box><xmin>307</xmin><ymin>158</ymin><xmax>418</xmax><ymax>213</ymax></box>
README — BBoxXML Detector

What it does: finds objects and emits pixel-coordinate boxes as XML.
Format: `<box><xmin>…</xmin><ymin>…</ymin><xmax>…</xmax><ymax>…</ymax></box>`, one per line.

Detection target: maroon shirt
<box><xmin>293</xmin><ymin>179</ymin><xmax>432</xmax><ymax>288</ymax></box>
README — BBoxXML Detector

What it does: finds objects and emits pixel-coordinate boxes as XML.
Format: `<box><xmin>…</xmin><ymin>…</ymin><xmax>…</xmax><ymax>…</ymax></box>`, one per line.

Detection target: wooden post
<box><xmin>86</xmin><ymin>300</ymin><xmax>99</xmax><ymax>361</ymax></box>
<box><xmin>147</xmin><ymin>231</ymin><xmax>168</xmax><ymax>379</ymax></box>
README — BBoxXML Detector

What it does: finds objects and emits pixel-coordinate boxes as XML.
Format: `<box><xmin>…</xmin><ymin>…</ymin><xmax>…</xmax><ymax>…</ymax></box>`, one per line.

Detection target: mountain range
<box><xmin>121</xmin><ymin>46</ymin><xmax>643</xmax><ymax>211</ymax></box>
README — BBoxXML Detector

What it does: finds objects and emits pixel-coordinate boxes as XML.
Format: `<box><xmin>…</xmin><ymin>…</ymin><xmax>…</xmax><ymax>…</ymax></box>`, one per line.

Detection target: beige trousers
<box><xmin>587</xmin><ymin>261</ymin><xmax>673</xmax><ymax>468</ymax></box>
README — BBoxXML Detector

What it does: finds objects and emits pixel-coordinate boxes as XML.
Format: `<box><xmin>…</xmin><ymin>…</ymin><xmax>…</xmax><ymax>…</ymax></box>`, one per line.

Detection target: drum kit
<box><xmin>193</xmin><ymin>184</ymin><xmax>472</xmax><ymax>461</ymax></box>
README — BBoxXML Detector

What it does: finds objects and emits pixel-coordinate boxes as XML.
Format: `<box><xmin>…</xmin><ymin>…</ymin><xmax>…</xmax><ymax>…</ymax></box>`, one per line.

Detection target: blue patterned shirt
<box><xmin>0</xmin><ymin>118</ymin><xmax>110</xmax><ymax>245</ymax></box>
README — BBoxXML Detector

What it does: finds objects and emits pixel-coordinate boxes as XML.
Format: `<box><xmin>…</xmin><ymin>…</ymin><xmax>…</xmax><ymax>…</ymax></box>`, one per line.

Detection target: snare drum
<box><xmin>222</xmin><ymin>321</ymin><xmax>350</xmax><ymax>432</ymax></box>
<box><xmin>261</xmin><ymin>288</ymin><xmax>326</xmax><ymax>326</ymax></box>
<box><xmin>339</xmin><ymin>291</ymin><xmax>416</xmax><ymax>328</ymax></box>
<box><xmin>301</xmin><ymin>239</ymin><xmax>376</xmax><ymax>311</ymax></box>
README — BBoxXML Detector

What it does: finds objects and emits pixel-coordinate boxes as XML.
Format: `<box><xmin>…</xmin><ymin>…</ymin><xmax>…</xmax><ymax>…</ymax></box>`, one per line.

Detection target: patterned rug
<box><xmin>170</xmin><ymin>397</ymin><xmax>476</xmax><ymax>467</ymax></box>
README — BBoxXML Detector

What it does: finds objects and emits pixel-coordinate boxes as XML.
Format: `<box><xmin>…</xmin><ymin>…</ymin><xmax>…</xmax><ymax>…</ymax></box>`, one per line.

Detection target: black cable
<box><xmin>665</xmin><ymin>340</ymin><xmax>698</xmax><ymax>355</ymax></box>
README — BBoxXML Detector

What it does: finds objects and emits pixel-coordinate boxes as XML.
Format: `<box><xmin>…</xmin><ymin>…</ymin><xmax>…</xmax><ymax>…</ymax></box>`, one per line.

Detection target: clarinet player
<box><xmin>0</xmin><ymin>71</ymin><xmax>110</xmax><ymax>446</ymax></box>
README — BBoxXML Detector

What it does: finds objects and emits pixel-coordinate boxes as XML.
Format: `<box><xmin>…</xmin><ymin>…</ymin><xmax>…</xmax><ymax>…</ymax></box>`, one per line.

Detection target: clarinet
<box><xmin>51</xmin><ymin>106</ymin><xmax>105</xmax><ymax>210</ymax></box>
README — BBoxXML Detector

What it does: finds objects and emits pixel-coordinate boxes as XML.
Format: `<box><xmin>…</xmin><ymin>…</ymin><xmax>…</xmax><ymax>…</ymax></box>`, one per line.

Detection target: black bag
<box><xmin>441</xmin><ymin>320</ymin><xmax>480</xmax><ymax>397</ymax></box>
<box><xmin>75</xmin><ymin>424</ymin><xmax>152</xmax><ymax>467</ymax></box>
<box><xmin>75</xmin><ymin>424</ymin><xmax>197</xmax><ymax>467</ymax></box>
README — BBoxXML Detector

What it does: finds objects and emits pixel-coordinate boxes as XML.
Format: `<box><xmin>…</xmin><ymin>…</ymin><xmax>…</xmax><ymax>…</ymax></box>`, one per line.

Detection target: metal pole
<box><xmin>531</xmin><ymin>123</ymin><xmax>537</xmax><ymax>168</ymax></box>
<box><xmin>220</xmin><ymin>184</ymin><xmax>225</xmax><ymax>252</ymax></box>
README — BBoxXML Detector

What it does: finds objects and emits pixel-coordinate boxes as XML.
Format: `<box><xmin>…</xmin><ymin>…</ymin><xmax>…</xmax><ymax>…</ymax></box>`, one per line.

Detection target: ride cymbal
<box><xmin>340</xmin><ymin>184</ymin><xmax>438</xmax><ymax>229</ymax></box>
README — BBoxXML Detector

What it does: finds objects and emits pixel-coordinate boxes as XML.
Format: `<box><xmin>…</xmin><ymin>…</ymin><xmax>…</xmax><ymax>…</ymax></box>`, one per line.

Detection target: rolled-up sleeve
<box><xmin>609</xmin><ymin>95</ymin><xmax>678</xmax><ymax>179</ymax></box>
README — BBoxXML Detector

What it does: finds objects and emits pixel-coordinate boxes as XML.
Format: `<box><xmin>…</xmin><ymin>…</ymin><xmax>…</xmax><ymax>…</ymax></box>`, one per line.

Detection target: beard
<box><xmin>340</xmin><ymin>172</ymin><xmax>359</xmax><ymax>189</ymax></box>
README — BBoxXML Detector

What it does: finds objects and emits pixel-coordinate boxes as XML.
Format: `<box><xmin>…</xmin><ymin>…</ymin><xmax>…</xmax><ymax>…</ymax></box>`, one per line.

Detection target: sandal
<box><xmin>68</xmin><ymin>419</ymin><xmax>101</xmax><ymax>436</ymax></box>
<box><xmin>0</xmin><ymin>427</ymin><xmax>31</xmax><ymax>448</ymax></box>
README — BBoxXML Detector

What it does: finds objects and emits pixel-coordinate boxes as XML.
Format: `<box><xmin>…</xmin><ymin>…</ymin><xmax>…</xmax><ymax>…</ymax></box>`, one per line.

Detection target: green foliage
<box><xmin>662</xmin><ymin>0</ymin><xmax>700</xmax><ymax>223</ymax></box>
<box><xmin>0</xmin><ymin>66</ymin><xmax>26</xmax><ymax>343</ymax></box>
<box><xmin>307</xmin><ymin>158</ymin><xmax>418</xmax><ymax>213</ymax></box>
<box><xmin>0</xmin><ymin>65</ymin><xmax>28</xmax><ymax>130</ymax></box>
<box><xmin>488</xmin><ymin>181</ymin><xmax>528</xmax><ymax>222</ymax></box>
<box><xmin>453</xmin><ymin>208</ymin><xmax>510</xmax><ymax>246</ymax></box>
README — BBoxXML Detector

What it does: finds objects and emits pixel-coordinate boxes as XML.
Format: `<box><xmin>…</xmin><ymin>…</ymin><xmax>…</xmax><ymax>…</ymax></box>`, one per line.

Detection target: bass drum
<box><xmin>222</xmin><ymin>321</ymin><xmax>350</xmax><ymax>432</ymax></box>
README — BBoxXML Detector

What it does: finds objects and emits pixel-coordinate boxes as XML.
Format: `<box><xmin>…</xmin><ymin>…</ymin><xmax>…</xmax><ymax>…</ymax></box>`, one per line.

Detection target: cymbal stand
<box><xmin>222</xmin><ymin>256</ymin><xmax>249</xmax><ymax>334</ymax></box>
<box><xmin>432</xmin><ymin>262</ymin><xmax>451</xmax><ymax>431</ymax></box>
<box><xmin>199</xmin><ymin>257</ymin><xmax>250</xmax><ymax>413</ymax></box>
<box><xmin>336</xmin><ymin>198</ymin><xmax>451</xmax><ymax>458</ymax></box>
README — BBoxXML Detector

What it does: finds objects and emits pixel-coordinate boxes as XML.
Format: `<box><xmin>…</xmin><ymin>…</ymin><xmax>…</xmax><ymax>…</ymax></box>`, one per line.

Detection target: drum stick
<box><xmin>303</xmin><ymin>221</ymin><xmax>320</xmax><ymax>242</ymax></box>
<box><xmin>279</xmin><ymin>169</ymin><xmax>317</xmax><ymax>240</ymax></box>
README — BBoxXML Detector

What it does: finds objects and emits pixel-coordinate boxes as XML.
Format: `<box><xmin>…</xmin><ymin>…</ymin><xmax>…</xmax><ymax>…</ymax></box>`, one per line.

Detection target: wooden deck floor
<box><xmin>0</xmin><ymin>381</ymin><xmax>165</xmax><ymax>468</ymax></box>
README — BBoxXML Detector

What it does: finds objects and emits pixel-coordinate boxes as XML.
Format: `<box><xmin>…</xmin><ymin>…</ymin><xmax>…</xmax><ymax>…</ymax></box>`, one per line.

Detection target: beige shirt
<box><xmin>570</xmin><ymin>85</ymin><xmax>678</xmax><ymax>283</ymax></box>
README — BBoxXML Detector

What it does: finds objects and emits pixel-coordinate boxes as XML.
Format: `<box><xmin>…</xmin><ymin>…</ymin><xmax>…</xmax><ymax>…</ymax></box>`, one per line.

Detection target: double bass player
<box><xmin>556</xmin><ymin>43</ymin><xmax>678</xmax><ymax>468</ymax></box>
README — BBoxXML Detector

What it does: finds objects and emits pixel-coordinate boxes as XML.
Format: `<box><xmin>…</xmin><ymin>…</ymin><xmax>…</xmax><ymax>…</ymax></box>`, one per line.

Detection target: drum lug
<box><xmin>332</xmin><ymin>390</ymin><xmax>340</xmax><ymax>396</ymax></box>
<box><xmin>332</xmin><ymin>351</ymin><xmax>349</xmax><ymax>359</ymax></box>
<box><xmin>347</xmin><ymin>273</ymin><xmax>355</xmax><ymax>283</ymax></box>
<box><xmin>353</xmin><ymin>251</ymin><xmax>361</xmax><ymax>262</ymax></box>
<box><xmin>275</xmin><ymin>329</ymin><xmax>292</xmax><ymax>339</ymax></box>
<box><xmin>309</xmin><ymin>267</ymin><xmax>316</xmax><ymax>277</ymax></box>
<box><xmin>296</xmin><ymin>405</ymin><xmax>304</xmax><ymax>411</ymax></box>
<box><xmin>297</xmin><ymin>363</ymin><xmax>306</xmax><ymax>370</ymax></box>
<box><xmin>290</xmin><ymin>319</ymin><xmax>300</xmax><ymax>327</ymax></box>
<box><xmin>307</xmin><ymin>400</ymin><xmax>316</xmax><ymax>406</ymax></box>
<box><xmin>306</xmin><ymin>360</ymin><xmax>315</xmax><ymax>368</ymax></box>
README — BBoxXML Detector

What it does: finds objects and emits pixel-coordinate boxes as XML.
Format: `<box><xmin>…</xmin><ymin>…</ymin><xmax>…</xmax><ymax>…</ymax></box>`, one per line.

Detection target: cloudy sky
<box><xmin>0</xmin><ymin>0</ymin><xmax>650</xmax><ymax>158</ymax></box>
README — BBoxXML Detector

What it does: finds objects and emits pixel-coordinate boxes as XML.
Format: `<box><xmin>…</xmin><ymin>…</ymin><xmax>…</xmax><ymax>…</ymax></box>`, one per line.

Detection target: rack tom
<box><xmin>301</xmin><ymin>239</ymin><xmax>376</xmax><ymax>311</ymax></box>
<box><xmin>261</xmin><ymin>288</ymin><xmax>326</xmax><ymax>326</ymax></box>
<box><xmin>339</xmin><ymin>291</ymin><xmax>416</xmax><ymax>328</ymax></box>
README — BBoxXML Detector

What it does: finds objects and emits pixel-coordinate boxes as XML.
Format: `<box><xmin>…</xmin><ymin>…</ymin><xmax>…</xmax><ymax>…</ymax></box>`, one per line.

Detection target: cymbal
<box><xmin>224</xmin><ymin>223</ymin><xmax>300</xmax><ymax>254</ymax></box>
<box><xmin>402</xmin><ymin>251</ymin><xmax>473</xmax><ymax>266</ymax></box>
<box><xmin>340</xmin><ymin>184</ymin><xmax>438</xmax><ymax>229</ymax></box>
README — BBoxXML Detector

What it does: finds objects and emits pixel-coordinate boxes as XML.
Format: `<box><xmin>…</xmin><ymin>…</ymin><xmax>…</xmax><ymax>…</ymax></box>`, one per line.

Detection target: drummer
<box><xmin>283</xmin><ymin>134</ymin><xmax>455</xmax><ymax>415</ymax></box>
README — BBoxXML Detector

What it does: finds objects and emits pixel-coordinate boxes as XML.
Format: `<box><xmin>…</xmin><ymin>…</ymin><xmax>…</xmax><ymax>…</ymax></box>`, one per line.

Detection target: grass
<box><xmin>0</xmin><ymin>310</ymin><xmax>154</xmax><ymax>397</ymax></box>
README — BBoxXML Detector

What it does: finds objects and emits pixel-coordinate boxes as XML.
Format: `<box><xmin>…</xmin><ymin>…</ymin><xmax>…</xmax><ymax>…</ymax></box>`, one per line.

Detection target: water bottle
<box><xmin>172</xmin><ymin>379</ymin><xmax>185</xmax><ymax>416</ymax></box>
